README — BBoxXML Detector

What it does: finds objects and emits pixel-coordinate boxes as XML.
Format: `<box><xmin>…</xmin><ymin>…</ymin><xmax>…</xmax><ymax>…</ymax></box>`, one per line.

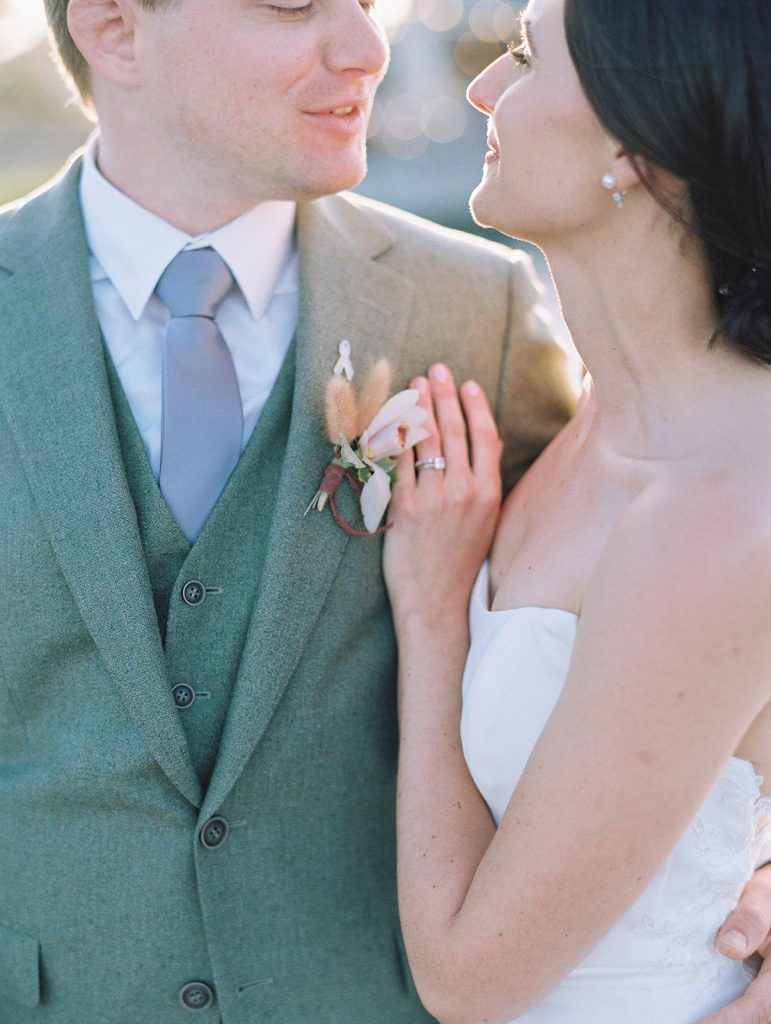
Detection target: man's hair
<box><xmin>44</xmin><ymin>0</ymin><xmax>173</xmax><ymax>110</ymax></box>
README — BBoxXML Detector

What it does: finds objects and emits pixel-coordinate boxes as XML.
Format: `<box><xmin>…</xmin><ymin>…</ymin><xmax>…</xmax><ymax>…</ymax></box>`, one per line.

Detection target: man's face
<box><xmin>130</xmin><ymin>0</ymin><xmax>389</xmax><ymax>207</ymax></box>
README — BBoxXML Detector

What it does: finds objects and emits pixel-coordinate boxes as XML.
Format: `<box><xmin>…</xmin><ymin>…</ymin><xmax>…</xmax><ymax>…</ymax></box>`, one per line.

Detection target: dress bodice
<box><xmin>460</xmin><ymin>562</ymin><xmax>771</xmax><ymax>1023</ymax></box>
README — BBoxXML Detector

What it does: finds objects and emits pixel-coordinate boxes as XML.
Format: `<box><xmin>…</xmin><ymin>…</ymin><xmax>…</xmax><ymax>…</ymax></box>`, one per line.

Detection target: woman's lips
<box><xmin>485</xmin><ymin>133</ymin><xmax>500</xmax><ymax>163</ymax></box>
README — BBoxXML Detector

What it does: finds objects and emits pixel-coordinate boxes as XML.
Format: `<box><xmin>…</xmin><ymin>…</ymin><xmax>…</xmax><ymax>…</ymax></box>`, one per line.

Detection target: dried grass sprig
<box><xmin>324</xmin><ymin>375</ymin><xmax>358</xmax><ymax>444</ymax></box>
<box><xmin>324</xmin><ymin>357</ymin><xmax>395</xmax><ymax>443</ymax></box>
<box><xmin>355</xmin><ymin>359</ymin><xmax>393</xmax><ymax>439</ymax></box>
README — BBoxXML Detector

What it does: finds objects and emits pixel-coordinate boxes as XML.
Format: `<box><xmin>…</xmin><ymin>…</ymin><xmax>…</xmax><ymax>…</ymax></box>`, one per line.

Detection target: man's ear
<box><xmin>67</xmin><ymin>0</ymin><xmax>139</xmax><ymax>88</ymax></box>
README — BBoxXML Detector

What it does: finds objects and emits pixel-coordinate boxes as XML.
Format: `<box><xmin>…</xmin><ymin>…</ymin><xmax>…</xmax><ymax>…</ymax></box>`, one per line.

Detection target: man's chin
<box><xmin>297</xmin><ymin>162</ymin><xmax>368</xmax><ymax>202</ymax></box>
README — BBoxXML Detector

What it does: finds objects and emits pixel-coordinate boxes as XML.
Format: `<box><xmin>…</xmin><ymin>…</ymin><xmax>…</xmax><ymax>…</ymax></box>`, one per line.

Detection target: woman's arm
<box><xmin>387</xmin><ymin>367</ymin><xmax>771</xmax><ymax>1024</ymax></box>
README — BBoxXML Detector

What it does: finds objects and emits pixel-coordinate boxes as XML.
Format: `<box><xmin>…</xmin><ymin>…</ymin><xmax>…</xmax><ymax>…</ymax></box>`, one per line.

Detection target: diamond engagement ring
<box><xmin>415</xmin><ymin>457</ymin><xmax>447</xmax><ymax>471</ymax></box>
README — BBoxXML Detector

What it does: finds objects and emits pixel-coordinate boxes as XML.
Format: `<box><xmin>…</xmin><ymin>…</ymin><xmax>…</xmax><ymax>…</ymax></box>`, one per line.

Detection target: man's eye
<box><xmin>268</xmin><ymin>3</ymin><xmax>313</xmax><ymax>14</ymax></box>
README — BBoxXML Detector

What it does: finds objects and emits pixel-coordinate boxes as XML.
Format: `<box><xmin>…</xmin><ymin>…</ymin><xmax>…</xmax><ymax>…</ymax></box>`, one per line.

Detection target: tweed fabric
<box><xmin>107</xmin><ymin>339</ymin><xmax>297</xmax><ymax>782</ymax></box>
<box><xmin>105</xmin><ymin>350</ymin><xmax>192</xmax><ymax>640</ymax></box>
<box><xmin>0</xmin><ymin>156</ymin><xmax>576</xmax><ymax>1023</ymax></box>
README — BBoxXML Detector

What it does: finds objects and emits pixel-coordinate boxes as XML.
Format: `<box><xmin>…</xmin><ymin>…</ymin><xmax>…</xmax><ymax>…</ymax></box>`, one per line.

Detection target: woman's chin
<box><xmin>469</xmin><ymin>183</ymin><xmax>496</xmax><ymax>229</ymax></box>
<box><xmin>470</xmin><ymin>186</ymin><xmax>536</xmax><ymax>243</ymax></box>
<box><xmin>470</xmin><ymin>192</ymin><xmax>514</xmax><ymax>237</ymax></box>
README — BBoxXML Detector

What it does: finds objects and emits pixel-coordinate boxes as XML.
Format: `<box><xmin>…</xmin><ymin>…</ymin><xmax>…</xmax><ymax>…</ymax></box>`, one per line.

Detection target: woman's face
<box><xmin>467</xmin><ymin>0</ymin><xmax>614</xmax><ymax>245</ymax></box>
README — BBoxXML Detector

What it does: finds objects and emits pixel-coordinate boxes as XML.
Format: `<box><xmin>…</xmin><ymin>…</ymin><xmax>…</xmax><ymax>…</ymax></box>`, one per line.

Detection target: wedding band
<box><xmin>415</xmin><ymin>457</ymin><xmax>447</xmax><ymax>471</ymax></box>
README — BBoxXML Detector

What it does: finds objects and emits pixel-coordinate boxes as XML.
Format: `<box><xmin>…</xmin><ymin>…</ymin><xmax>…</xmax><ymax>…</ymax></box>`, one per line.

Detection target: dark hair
<box><xmin>564</xmin><ymin>0</ymin><xmax>771</xmax><ymax>365</ymax></box>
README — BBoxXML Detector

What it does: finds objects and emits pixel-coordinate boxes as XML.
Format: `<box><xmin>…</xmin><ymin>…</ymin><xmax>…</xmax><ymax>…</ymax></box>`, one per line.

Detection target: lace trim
<box><xmin>625</xmin><ymin>760</ymin><xmax>771</xmax><ymax>1002</ymax></box>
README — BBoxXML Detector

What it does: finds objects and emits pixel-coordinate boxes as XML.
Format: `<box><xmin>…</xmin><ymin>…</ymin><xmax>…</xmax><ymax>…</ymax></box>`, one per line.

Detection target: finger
<box><xmin>460</xmin><ymin>379</ymin><xmax>503</xmax><ymax>485</ymax></box>
<box><xmin>390</xmin><ymin>446</ymin><xmax>416</xmax><ymax>513</ymax></box>
<box><xmin>411</xmin><ymin>375</ymin><xmax>444</xmax><ymax>484</ymax></box>
<box><xmin>717</xmin><ymin>865</ymin><xmax>771</xmax><ymax>959</ymax></box>
<box><xmin>697</xmin><ymin>960</ymin><xmax>771</xmax><ymax>1024</ymax></box>
<box><xmin>411</xmin><ymin>376</ymin><xmax>440</xmax><ymax>457</ymax></box>
<box><xmin>428</xmin><ymin>363</ymin><xmax>469</xmax><ymax>478</ymax></box>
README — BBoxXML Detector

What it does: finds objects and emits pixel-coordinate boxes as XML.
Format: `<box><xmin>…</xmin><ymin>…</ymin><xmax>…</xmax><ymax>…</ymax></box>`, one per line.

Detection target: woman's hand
<box><xmin>383</xmin><ymin>363</ymin><xmax>503</xmax><ymax>632</ymax></box>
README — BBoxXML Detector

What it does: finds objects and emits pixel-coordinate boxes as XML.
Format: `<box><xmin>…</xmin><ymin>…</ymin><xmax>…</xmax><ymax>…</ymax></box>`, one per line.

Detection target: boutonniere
<box><xmin>305</xmin><ymin>341</ymin><xmax>430</xmax><ymax>536</ymax></box>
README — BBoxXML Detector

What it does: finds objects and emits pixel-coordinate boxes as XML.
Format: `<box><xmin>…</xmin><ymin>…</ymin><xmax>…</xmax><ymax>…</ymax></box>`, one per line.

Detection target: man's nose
<box><xmin>325</xmin><ymin>0</ymin><xmax>390</xmax><ymax>77</ymax></box>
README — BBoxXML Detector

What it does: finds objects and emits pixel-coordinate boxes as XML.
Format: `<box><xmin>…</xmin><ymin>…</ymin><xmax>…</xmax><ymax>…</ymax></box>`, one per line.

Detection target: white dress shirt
<box><xmin>79</xmin><ymin>134</ymin><xmax>299</xmax><ymax>478</ymax></box>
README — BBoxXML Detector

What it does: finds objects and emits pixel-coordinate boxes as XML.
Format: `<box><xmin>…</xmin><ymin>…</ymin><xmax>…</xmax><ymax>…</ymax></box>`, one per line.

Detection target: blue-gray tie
<box><xmin>156</xmin><ymin>248</ymin><xmax>243</xmax><ymax>541</ymax></box>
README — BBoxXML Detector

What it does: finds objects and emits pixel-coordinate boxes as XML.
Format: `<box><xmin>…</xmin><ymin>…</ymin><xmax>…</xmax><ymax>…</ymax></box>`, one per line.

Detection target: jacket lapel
<box><xmin>203</xmin><ymin>195</ymin><xmax>415</xmax><ymax>815</ymax></box>
<box><xmin>0</xmin><ymin>161</ymin><xmax>202</xmax><ymax>807</ymax></box>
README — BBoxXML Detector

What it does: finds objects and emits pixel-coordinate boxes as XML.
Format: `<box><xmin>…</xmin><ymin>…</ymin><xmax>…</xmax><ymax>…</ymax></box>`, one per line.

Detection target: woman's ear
<box><xmin>609</xmin><ymin>147</ymin><xmax>646</xmax><ymax>196</ymax></box>
<box><xmin>67</xmin><ymin>0</ymin><xmax>139</xmax><ymax>89</ymax></box>
<box><xmin>610</xmin><ymin>146</ymin><xmax>687</xmax><ymax>210</ymax></box>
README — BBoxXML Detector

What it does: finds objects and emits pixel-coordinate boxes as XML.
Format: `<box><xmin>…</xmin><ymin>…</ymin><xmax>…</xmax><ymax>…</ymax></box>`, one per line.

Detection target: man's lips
<box><xmin>486</xmin><ymin>133</ymin><xmax>500</xmax><ymax>156</ymax></box>
<box><xmin>304</xmin><ymin>98</ymin><xmax>370</xmax><ymax>117</ymax></box>
<box><xmin>301</xmin><ymin>100</ymin><xmax>371</xmax><ymax>136</ymax></box>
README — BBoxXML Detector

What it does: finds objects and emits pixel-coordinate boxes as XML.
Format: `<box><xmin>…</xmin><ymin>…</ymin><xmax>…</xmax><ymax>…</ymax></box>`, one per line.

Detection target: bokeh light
<box><xmin>416</xmin><ymin>0</ymin><xmax>466</xmax><ymax>34</ymax></box>
<box><xmin>469</xmin><ymin>0</ymin><xmax>519</xmax><ymax>43</ymax></box>
<box><xmin>422</xmin><ymin>95</ymin><xmax>468</xmax><ymax>144</ymax></box>
<box><xmin>365</xmin><ymin>0</ymin><xmax>525</xmax><ymax>166</ymax></box>
<box><xmin>378</xmin><ymin>0</ymin><xmax>415</xmax><ymax>42</ymax></box>
<box><xmin>0</xmin><ymin>0</ymin><xmax>46</xmax><ymax>63</ymax></box>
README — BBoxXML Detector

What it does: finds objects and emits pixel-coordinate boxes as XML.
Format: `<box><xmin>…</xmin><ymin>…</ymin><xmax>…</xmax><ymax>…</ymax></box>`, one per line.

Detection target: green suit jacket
<box><xmin>0</xmin><ymin>158</ymin><xmax>575</xmax><ymax>1023</ymax></box>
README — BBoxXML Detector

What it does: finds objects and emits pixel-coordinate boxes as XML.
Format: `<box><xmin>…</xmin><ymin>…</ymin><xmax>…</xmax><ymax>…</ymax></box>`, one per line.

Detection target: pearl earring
<box><xmin>601</xmin><ymin>172</ymin><xmax>626</xmax><ymax>209</ymax></box>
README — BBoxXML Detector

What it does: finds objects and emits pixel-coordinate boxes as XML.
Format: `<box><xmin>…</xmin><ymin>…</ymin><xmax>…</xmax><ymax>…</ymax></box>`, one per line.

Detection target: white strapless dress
<box><xmin>460</xmin><ymin>562</ymin><xmax>771</xmax><ymax>1023</ymax></box>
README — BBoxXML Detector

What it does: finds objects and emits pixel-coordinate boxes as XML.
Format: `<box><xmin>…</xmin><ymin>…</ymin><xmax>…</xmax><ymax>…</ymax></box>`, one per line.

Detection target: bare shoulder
<box><xmin>548</xmin><ymin>465</ymin><xmax>771</xmax><ymax>768</ymax></box>
<box><xmin>588</xmin><ymin>467</ymin><xmax>771</xmax><ymax>636</ymax></box>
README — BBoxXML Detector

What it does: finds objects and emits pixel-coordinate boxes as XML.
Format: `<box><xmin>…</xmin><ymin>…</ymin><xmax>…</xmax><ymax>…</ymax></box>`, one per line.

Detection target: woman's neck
<box><xmin>541</xmin><ymin>224</ymin><xmax>762</xmax><ymax>462</ymax></box>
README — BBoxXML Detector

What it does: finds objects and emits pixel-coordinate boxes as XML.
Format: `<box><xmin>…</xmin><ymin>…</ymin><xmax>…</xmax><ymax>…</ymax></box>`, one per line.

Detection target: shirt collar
<box><xmin>79</xmin><ymin>133</ymin><xmax>297</xmax><ymax>322</ymax></box>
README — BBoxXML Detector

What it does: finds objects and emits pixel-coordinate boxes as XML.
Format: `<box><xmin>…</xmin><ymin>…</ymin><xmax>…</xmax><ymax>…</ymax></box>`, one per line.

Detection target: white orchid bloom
<box><xmin>360</xmin><ymin>463</ymin><xmax>395</xmax><ymax>534</ymax></box>
<box><xmin>359</xmin><ymin>389</ymin><xmax>430</xmax><ymax>463</ymax></box>
<box><xmin>357</xmin><ymin>389</ymin><xmax>430</xmax><ymax>532</ymax></box>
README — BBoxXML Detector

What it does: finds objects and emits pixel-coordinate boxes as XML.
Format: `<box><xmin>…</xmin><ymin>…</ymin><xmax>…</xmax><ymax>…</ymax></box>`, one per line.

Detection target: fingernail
<box><xmin>430</xmin><ymin>364</ymin><xmax>449</xmax><ymax>383</ymax></box>
<box><xmin>720</xmin><ymin>929</ymin><xmax>749</xmax><ymax>955</ymax></box>
<box><xmin>464</xmin><ymin>380</ymin><xmax>481</xmax><ymax>397</ymax></box>
<box><xmin>412</xmin><ymin>377</ymin><xmax>428</xmax><ymax>394</ymax></box>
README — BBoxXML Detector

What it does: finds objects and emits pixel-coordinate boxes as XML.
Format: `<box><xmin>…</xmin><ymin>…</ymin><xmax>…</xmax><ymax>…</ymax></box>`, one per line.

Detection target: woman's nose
<box><xmin>467</xmin><ymin>53</ymin><xmax>514</xmax><ymax>114</ymax></box>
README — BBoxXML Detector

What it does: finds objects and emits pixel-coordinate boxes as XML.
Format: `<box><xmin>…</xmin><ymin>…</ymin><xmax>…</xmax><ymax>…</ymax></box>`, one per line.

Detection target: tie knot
<box><xmin>157</xmin><ymin>248</ymin><xmax>234</xmax><ymax>319</ymax></box>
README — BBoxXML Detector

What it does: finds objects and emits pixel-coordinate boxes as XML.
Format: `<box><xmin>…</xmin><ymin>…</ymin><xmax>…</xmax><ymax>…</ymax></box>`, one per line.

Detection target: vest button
<box><xmin>200</xmin><ymin>816</ymin><xmax>229</xmax><ymax>849</ymax></box>
<box><xmin>181</xmin><ymin>580</ymin><xmax>206</xmax><ymax>607</ymax></box>
<box><xmin>179</xmin><ymin>981</ymin><xmax>215</xmax><ymax>1011</ymax></box>
<box><xmin>172</xmin><ymin>684</ymin><xmax>196</xmax><ymax>710</ymax></box>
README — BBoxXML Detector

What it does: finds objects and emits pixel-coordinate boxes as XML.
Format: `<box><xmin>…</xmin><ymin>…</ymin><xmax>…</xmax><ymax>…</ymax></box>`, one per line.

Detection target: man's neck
<box><xmin>94</xmin><ymin>132</ymin><xmax>268</xmax><ymax>235</ymax></box>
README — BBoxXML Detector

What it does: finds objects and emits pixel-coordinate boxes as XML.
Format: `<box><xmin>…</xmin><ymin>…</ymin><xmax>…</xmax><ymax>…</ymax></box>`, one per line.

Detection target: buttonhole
<box><xmin>237</xmin><ymin>978</ymin><xmax>274</xmax><ymax>995</ymax></box>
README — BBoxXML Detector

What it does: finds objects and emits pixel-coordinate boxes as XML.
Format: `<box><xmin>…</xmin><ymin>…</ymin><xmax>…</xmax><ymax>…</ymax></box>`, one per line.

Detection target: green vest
<box><xmin>105</xmin><ymin>345</ymin><xmax>296</xmax><ymax>784</ymax></box>
<box><xmin>0</xmin><ymin>163</ymin><xmax>569</xmax><ymax>1024</ymax></box>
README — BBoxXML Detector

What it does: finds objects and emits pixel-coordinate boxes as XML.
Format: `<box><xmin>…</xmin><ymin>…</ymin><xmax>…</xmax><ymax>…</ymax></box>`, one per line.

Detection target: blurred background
<box><xmin>0</xmin><ymin>0</ymin><xmax>575</xmax><ymax>361</ymax></box>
